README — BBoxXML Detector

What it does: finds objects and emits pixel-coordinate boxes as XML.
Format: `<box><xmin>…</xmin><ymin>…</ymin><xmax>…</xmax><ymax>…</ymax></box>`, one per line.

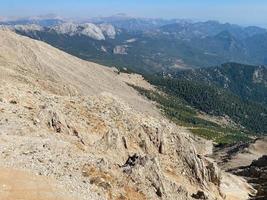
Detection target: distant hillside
<box><xmin>160</xmin><ymin>21</ymin><xmax>266</xmax><ymax>39</ymax></box>
<box><xmin>174</xmin><ymin>63</ymin><xmax>267</xmax><ymax>105</ymax></box>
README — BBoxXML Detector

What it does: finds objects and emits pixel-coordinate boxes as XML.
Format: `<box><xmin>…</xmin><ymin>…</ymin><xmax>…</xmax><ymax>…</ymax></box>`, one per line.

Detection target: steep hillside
<box><xmin>145</xmin><ymin>75</ymin><xmax>267</xmax><ymax>135</ymax></box>
<box><xmin>0</xmin><ymin>30</ymin><xmax>254</xmax><ymax>200</ymax></box>
<box><xmin>0</xmin><ymin>28</ymin><xmax>157</xmax><ymax>116</ymax></box>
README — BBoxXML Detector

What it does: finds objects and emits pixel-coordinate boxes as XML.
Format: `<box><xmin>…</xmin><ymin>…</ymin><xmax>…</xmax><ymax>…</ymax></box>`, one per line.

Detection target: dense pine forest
<box><xmin>145</xmin><ymin>75</ymin><xmax>267</xmax><ymax>134</ymax></box>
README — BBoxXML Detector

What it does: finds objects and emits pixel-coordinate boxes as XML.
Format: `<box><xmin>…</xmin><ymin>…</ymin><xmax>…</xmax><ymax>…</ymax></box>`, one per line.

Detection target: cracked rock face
<box><xmin>0</xmin><ymin>29</ymin><xmax>249</xmax><ymax>200</ymax></box>
<box><xmin>52</xmin><ymin>22</ymin><xmax>114</xmax><ymax>40</ymax></box>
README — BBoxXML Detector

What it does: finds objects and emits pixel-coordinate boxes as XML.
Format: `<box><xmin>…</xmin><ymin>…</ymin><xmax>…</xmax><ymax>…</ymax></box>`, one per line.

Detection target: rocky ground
<box><xmin>0</xmin><ymin>29</ymin><xmax>255</xmax><ymax>200</ymax></box>
<box><xmin>0</xmin><ymin>168</ymin><xmax>74</xmax><ymax>200</ymax></box>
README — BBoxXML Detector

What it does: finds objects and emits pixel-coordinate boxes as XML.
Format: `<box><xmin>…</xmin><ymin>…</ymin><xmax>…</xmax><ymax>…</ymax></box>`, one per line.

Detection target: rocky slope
<box><xmin>0</xmin><ymin>29</ymin><xmax>253</xmax><ymax>200</ymax></box>
<box><xmin>230</xmin><ymin>156</ymin><xmax>267</xmax><ymax>200</ymax></box>
<box><xmin>213</xmin><ymin>138</ymin><xmax>267</xmax><ymax>199</ymax></box>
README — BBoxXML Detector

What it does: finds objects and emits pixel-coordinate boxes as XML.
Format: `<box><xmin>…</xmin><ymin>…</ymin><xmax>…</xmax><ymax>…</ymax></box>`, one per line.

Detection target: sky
<box><xmin>1</xmin><ymin>0</ymin><xmax>267</xmax><ymax>27</ymax></box>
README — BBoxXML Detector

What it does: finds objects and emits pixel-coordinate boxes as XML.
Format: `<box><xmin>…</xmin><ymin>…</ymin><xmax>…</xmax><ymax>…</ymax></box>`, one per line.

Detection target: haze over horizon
<box><xmin>1</xmin><ymin>0</ymin><xmax>267</xmax><ymax>28</ymax></box>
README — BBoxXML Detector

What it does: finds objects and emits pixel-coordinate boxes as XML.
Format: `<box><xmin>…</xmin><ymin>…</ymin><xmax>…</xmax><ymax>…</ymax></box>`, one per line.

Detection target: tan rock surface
<box><xmin>220</xmin><ymin>172</ymin><xmax>256</xmax><ymax>200</ymax></box>
<box><xmin>0</xmin><ymin>168</ymin><xmax>74</xmax><ymax>200</ymax></box>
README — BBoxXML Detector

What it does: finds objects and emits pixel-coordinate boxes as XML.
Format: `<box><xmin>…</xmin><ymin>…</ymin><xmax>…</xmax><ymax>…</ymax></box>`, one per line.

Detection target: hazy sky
<box><xmin>1</xmin><ymin>0</ymin><xmax>267</xmax><ymax>27</ymax></box>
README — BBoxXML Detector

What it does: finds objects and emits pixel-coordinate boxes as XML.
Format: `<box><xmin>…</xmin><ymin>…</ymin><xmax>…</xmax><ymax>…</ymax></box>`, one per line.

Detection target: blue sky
<box><xmin>1</xmin><ymin>0</ymin><xmax>267</xmax><ymax>27</ymax></box>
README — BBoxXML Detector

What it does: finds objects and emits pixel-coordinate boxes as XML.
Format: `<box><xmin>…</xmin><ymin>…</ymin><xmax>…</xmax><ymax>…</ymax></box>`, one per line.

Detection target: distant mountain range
<box><xmin>2</xmin><ymin>15</ymin><xmax>267</xmax><ymax>73</ymax></box>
